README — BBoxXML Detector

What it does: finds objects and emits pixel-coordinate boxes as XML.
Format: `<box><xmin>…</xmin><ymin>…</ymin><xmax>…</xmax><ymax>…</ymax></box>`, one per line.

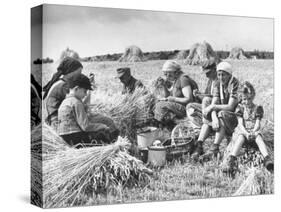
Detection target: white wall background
<box><xmin>0</xmin><ymin>0</ymin><xmax>279</xmax><ymax>211</ymax></box>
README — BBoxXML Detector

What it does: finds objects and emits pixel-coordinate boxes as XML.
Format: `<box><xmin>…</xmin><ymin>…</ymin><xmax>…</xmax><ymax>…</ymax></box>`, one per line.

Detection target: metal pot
<box><xmin>148</xmin><ymin>146</ymin><xmax>167</xmax><ymax>167</ymax></box>
<box><xmin>137</xmin><ymin>127</ymin><xmax>160</xmax><ymax>148</ymax></box>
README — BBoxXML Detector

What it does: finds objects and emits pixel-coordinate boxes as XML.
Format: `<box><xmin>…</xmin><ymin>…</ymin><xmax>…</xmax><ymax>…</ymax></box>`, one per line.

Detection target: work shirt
<box><xmin>122</xmin><ymin>76</ymin><xmax>144</xmax><ymax>94</ymax></box>
<box><xmin>213</xmin><ymin>76</ymin><xmax>239</xmax><ymax>105</ymax></box>
<box><xmin>171</xmin><ymin>74</ymin><xmax>199</xmax><ymax>104</ymax></box>
<box><xmin>58</xmin><ymin>94</ymin><xmax>90</xmax><ymax>135</ymax></box>
<box><xmin>204</xmin><ymin>78</ymin><xmax>217</xmax><ymax>96</ymax></box>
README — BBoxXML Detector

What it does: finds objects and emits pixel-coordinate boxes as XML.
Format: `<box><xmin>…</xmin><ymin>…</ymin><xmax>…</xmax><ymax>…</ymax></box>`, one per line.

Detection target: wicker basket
<box><xmin>163</xmin><ymin>123</ymin><xmax>196</xmax><ymax>160</ymax></box>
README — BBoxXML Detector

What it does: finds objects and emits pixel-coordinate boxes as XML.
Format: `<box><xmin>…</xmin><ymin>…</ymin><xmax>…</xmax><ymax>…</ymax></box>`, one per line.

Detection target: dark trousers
<box><xmin>61</xmin><ymin>132</ymin><xmax>92</xmax><ymax>148</ymax></box>
<box><xmin>61</xmin><ymin>130</ymin><xmax>118</xmax><ymax>148</ymax></box>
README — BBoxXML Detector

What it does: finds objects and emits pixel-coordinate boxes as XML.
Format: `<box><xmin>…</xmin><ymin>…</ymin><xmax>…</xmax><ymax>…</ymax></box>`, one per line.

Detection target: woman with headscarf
<box><xmin>154</xmin><ymin>60</ymin><xmax>200</xmax><ymax>128</ymax></box>
<box><xmin>44</xmin><ymin>57</ymin><xmax>119</xmax><ymax>141</ymax></box>
<box><xmin>43</xmin><ymin>57</ymin><xmax>83</xmax><ymax>130</ymax></box>
<box><xmin>191</xmin><ymin>62</ymin><xmax>239</xmax><ymax>161</ymax></box>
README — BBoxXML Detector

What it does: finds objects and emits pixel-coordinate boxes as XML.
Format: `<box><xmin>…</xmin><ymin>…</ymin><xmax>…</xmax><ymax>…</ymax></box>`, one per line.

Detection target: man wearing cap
<box><xmin>58</xmin><ymin>74</ymin><xmax>118</xmax><ymax>146</ymax></box>
<box><xmin>186</xmin><ymin>59</ymin><xmax>218</xmax><ymax>128</ymax></box>
<box><xmin>154</xmin><ymin>60</ymin><xmax>199</xmax><ymax>128</ymax></box>
<box><xmin>191</xmin><ymin>61</ymin><xmax>240</xmax><ymax>161</ymax></box>
<box><xmin>116</xmin><ymin>67</ymin><xmax>144</xmax><ymax>94</ymax></box>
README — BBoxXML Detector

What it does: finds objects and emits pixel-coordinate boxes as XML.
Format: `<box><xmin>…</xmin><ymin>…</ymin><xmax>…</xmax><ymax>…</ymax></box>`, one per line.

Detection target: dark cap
<box><xmin>116</xmin><ymin>67</ymin><xmax>131</xmax><ymax>78</ymax></box>
<box><xmin>201</xmin><ymin>58</ymin><xmax>217</xmax><ymax>73</ymax></box>
<box><xmin>68</xmin><ymin>74</ymin><xmax>93</xmax><ymax>90</ymax></box>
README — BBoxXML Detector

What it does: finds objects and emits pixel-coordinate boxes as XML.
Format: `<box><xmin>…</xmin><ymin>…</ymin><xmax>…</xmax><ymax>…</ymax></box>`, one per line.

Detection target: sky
<box><xmin>32</xmin><ymin>4</ymin><xmax>274</xmax><ymax>60</ymax></box>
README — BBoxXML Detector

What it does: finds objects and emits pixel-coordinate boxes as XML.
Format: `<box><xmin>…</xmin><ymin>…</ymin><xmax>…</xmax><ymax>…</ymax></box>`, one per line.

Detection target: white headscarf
<box><xmin>162</xmin><ymin>60</ymin><xmax>181</xmax><ymax>72</ymax></box>
<box><xmin>217</xmin><ymin>62</ymin><xmax>233</xmax><ymax>104</ymax></box>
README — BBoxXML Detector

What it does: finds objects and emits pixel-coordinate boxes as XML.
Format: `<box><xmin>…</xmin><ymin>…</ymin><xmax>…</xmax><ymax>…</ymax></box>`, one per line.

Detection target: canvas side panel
<box><xmin>31</xmin><ymin>4</ymin><xmax>43</xmax><ymax>208</ymax></box>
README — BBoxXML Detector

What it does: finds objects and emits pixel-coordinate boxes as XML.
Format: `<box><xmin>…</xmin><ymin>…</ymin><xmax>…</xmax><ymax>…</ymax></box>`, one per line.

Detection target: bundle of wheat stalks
<box><xmin>89</xmin><ymin>87</ymin><xmax>156</xmax><ymax>141</ymax></box>
<box><xmin>31</xmin><ymin>124</ymin><xmax>153</xmax><ymax>208</ymax></box>
<box><xmin>233</xmin><ymin>167</ymin><xmax>274</xmax><ymax>196</ymax></box>
<box><xmin>32</xmin><ymin>124</ymin><xmax>68</xmax><ymax>155</ymax></box>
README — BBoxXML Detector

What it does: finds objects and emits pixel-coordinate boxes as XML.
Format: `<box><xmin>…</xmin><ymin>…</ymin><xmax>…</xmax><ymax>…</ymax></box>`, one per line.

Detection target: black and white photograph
<box><xmin>30</xmin><ymin>3</ymin><xmax>274</xmax><ymax>209</ymax></box>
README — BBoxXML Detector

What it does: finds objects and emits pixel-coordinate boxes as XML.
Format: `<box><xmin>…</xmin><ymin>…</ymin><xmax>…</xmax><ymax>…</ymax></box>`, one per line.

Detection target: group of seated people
<box><xmin>152</xmin><ymin>59</ymin><xmax>273</xmax><ymax>174</ymax></box>
<box><xmin>37</xmin><ymin>56</ymin><xmax>273</xmax><ymax>174</ymax></box>
<box><xmin>43</xmin><ymin>57</ymin><xmax>122</xmax><ymax>147</ymax></box>
<box><xmin>42</xmin><ymin>57</ymin><xmax>146</xmax><ymax>147</ymax></box>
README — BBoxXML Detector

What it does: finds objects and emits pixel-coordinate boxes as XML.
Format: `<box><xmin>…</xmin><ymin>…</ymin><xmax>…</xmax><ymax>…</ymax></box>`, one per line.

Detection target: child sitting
<box><xmin>58</xmin><ymin>74</ymin><xmax>114</xmax><ymax>147</ymax></box>
<box><xmin>222</xmin><ymin>81</ymin><xmax>274</xmax><ymax>174</ymax></box>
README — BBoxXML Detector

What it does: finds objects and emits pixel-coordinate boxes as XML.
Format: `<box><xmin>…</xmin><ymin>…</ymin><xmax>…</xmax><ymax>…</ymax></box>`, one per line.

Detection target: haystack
<box><xmin>119</xmin><ymin>45</ymin><xmax>144</xmax><ymax>62</ymax></box>
<box><xmin>60</xmin><ymin>47</ymin><xmax>80</xmax><ymax>61</ymax></box>
<box><xmin>228</xmin><ymin>47</ymin><xmax>248</xmax><ymax>60</ymax></box>
<box><xmin>176</xmin><ymin>50</ymin><xmax>189</xmax><ymax>60</ymax></box>
<box><xmin>185</xmin><ymin>41</ymin><xmax>218</xmax><ymax>65</ymax></box>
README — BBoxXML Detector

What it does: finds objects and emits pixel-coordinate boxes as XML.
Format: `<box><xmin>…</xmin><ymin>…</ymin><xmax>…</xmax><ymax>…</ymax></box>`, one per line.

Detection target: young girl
<box><xmin>223</xmin><ymin>81</ymin><xmax>273</xmax><ymax>174</ymax></box>
<box><xmin>58</xmin><ymin>74</ymin><xmax>117</xmax><ymax>147</ymax></box>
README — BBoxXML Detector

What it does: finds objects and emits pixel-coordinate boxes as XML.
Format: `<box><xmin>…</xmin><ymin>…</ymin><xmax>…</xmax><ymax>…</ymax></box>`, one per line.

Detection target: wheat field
<box><xmin>34</xmin><ymin>59</ymin><xmax>273</xmax><ymax>121</ymax></box>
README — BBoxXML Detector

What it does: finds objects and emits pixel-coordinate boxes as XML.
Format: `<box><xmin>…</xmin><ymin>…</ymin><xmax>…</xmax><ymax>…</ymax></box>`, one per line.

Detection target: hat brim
<box><xmin>116</xmin><ymin>71</ymin><xmax>131</xmax><ymax>78</ymax></box>
<box><xmin>83</xmin><ymin>86</ymin><xmax>93</xmax><ymax>91</ymax></box>
<box><xmin>116</xmin><ymin>72</ymin><xmax>125</xmax><ymax>78</ymax></box>
<box><xmin>78</xmin><ymin>84</ymin><xmax>93</xmax><ymax>90</ymax></box>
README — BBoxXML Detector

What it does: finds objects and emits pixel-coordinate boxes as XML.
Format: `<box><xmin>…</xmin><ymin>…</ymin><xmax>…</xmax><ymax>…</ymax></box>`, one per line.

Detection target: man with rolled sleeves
<box><xmin>186</xmin><ymin>59</ymin><xmax>218</xmax><ymax>128</ymax></box>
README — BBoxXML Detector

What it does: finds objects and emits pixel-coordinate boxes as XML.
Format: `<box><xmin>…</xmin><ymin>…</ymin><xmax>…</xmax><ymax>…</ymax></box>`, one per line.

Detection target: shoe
<box><xmin>200</xmin><ymin>143</ymin><xmax>220</xmax><ymax>162</ymax></box>
<box><xmin>222</xmin><ymin>155</ymin><xmax>238</xmax><ymax>176</ymax></box>
<box><xmin>264</xmin><ymin>155</ymin><xmax>274</xmax><ymax>173</ymax></box>
<box><xmin>191</xmin><ymin>141</ymin><xmax>204</xmax><ymax>161</ymax></box>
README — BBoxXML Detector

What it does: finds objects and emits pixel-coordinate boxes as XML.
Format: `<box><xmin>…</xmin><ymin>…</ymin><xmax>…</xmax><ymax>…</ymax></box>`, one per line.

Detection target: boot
<box><xmin>222</xmin><ymin>155</ymin><xmax>238</xmax><ymax>176</ymax></box>
<box><xmin>191</xmin><ymin>140</ymin><xmax>204</xmax><ymax>161</ymax></box>
<box><xmin>264</xmin><ymin>155</ymin><xmax>274</xmax><ymax>173</ymax></box>
<box><xmin>200</xmin><ymin>143</ymin><xmax>220</xmax><ymax>162</ymax></box>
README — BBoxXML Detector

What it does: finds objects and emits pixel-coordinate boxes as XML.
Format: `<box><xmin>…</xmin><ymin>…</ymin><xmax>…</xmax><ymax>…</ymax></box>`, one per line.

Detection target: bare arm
<box><xmin>211</xmin><ymin>111</ymin><xmax>218</xmax><ymax>121</ymax></box>
<box><xmin>168</xmin><ymin>85</ymin><xmax>193</xmax><ymax>104</ymax></box>
<box><xmin>74</xmin><ymin>101</ymin><xmax>90</xmax><ymax>131</ymax></box>
<box><xmin>237</xmin><ymin>117</ymin><xmax>248</xmax><ymax>133</ymax></box>
<box><xmin>74</xmin><ymin>101</ymin><xmax>109</xmax><ymax>132</ymax></box>
<box><xmin>211</xmin><ymin>110</ymin><xmax>220</xmax><ymax>131</ymax></box>
<box><xmin>83</xmin><ymin>91</ymin><xmax>91</xmax><ymax>104</ymax></box>
<box><xmin>202</xmin><ymin>96</ymin><xmax>219</xmax><ymax>117</ymax></box>
<box><xmin>252</xmin><ymin>119</ymin><xmax>261</xmax><ymax>132</ymax></box>
<box><xmin>82</xmin><ymin>91</ymin><xmax>91</xmax><ymax>112</ymax></box>
<box><xmin>211</xmin><ymin>96</ymin><xmax>220</xmax><ymax>105</ymax></box>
